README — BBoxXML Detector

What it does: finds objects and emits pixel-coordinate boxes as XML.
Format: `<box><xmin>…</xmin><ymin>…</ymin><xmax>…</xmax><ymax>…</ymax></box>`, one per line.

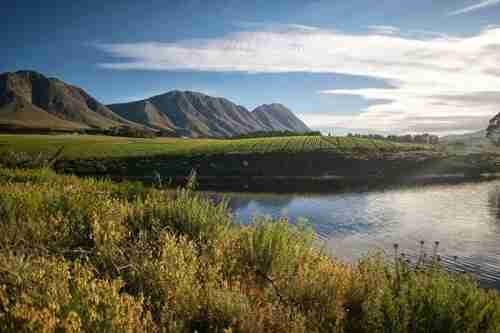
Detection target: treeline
<box><xmin>0</xmin><ymin>125</ymin><xmax>178</xmax><ymax>139</ymax></box>
<box><xmin>233</xmin><ymin>130</ymin><xmax>322</xmax><ymax>139</ymax></box>
<box><xmin>347</xmin><ymin>133</ymin><xmax>439</xmax><ymax>144</ymax></box>
<box><xmin>81</xmin><ymin>126</ymin><xmax>176</xmax><ymax>138</ymax></box>
<box><xmin>0</xmin><ymin>125</ymin><xmax>75</xmax><ymax>135</ymax></box>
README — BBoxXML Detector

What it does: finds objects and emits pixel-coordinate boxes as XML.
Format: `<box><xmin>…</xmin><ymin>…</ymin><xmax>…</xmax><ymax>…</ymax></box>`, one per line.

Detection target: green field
<box><xmin>0</xmin><ymin>134</ymin><xmax>434</xmax><ymax>160</ymax></box>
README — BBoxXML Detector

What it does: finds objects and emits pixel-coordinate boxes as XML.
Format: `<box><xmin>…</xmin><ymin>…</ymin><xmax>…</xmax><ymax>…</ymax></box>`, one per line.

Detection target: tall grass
<box><xmin>0</xmin><ymin>168</ymin><xmax>499</xmax><ymax>332</ymax></box>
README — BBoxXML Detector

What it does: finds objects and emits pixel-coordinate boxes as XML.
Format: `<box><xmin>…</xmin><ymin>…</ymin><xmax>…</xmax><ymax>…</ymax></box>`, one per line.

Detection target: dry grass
<box><xmin>0</xmin><ymin>168</ymin><xmax>498</xmax><ymax>332</ymax></box>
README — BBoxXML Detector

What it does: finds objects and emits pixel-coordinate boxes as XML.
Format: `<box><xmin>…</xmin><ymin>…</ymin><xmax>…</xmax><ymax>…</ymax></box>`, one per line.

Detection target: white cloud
<box><xmin>235</xmin><ymin>21</ymin><xmax>320</xmax><ymax>32</ymax></box>
<box><xmin>96</xmin><ymin>25</ymin><xmax>500</xmax><ymax>134</ymax></box>
<box><xmin>405</xmin><ymin>29</ymin><xmax>451</xmax><ymax>39</ymax></box>
<box><xmin>448</xmin><ymin>0</ymin><xmax>500</xmax><ymax>16</ymax></box>
<box><xmin>367</xmin><ymin>25</ymin><xmax>400</xmax><ymax>35</ymax></box>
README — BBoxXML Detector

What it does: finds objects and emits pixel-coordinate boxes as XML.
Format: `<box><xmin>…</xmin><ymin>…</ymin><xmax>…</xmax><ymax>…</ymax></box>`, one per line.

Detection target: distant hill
<box><xmin>487</xmin><ymin>113</ymin><xmax>500</xmax><ymax>144</ymax></box>
<box><xmin>108</xmin><ymin>91</ymin><xmax>311</xmax><ymax>137</ymax></box>
<box><xmin>0</xmin><ymin>70</ymin><xmax>139</xmax><ymax>131</ymax></box>
<box><xmin>440</xmin><ymin>130</ymin><xmax>488</xmax><ymax>144</ymax></box>
<box><xmin>440</xmin><ymin>129</ymin><xmax>498</xmax><ymax>154</ymax></box>
<box><xmin>252</xmin><ymin>103</ymin><xmax>311</xmax><ymax>133</ymax></box>
<box><xmin>0</xmin><ymin>70</ymin><xmax>311</xmax><ymax>137</ymax></box>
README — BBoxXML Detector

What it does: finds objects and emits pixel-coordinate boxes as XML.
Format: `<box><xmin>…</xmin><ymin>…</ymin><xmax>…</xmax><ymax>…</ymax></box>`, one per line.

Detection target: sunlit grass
<box><xmin>0</xmin><ymin>134</ymin><xmax>434</xmax><ymax>161</ymax></box>
<box><xmin>0</xmin><ymin>168</ymin><xmax>498</xmax><ymax>332</ymax></box>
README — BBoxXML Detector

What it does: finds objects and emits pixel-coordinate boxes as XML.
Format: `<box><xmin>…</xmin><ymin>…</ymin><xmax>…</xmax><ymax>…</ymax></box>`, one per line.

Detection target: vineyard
<box><xmin>0</xmin><ymin>134</ymin><xmax>435</xmax><ymax>161</ymax></box>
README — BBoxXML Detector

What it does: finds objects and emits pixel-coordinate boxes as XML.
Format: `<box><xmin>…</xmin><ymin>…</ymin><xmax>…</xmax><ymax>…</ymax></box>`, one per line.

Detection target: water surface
<box><xmin>226</xmin><ymin>181</ymin><xmax>500</xmax><ymax>288</ymax></box>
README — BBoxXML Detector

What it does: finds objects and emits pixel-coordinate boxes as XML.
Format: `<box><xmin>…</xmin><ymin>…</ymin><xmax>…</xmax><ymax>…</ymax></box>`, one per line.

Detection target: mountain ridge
<box><xmin>108</xmin><ymin>90</ymin><xmax>311</xmax><ymax>137</ymax></box>
<box><xmin>252</xmin><ymin>103</ymin><xmax>311</xmax><ymax>133</ymax></box>
<box><xmin>0</xmin><ymin>70</ymin><xmax>138</xmax><ymax>130</ymax></box>
<box><xmin>0</xmin><ymin>70</ymin><xmax>312</xmax><ymax>137</ymax></box>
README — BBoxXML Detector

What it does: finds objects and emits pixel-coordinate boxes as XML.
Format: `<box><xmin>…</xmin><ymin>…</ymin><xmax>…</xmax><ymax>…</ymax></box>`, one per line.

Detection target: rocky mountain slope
<box><xmin>108</xmin><ymin>91</ymin><xmax>311</xmax><ymax>137</ymax></box>
<box><xmin>0</xmin><ymin>70</ymin><xmax>137</xmax><ymax>130</ymax></box>
<box><xmin>0</xmin><ymin>70</ymin><xmax>311</xmax><ymax>137</ymax></box>
<box><xmin>487</xmin><ymin>113</ymin><xmax>500</xmax><ymax>144</ymax></box>
<box><xmin>252</xmin><ymin>103</ymin><xmax>311</xmax><ymax>133</ymax></box>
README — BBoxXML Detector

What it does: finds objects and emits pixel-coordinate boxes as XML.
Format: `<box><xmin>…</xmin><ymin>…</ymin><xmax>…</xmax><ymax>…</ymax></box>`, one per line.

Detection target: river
<box><xmin>225</xmin><ymin>180</ymin><xmax>500</xmax><ymax>289</ymax></box>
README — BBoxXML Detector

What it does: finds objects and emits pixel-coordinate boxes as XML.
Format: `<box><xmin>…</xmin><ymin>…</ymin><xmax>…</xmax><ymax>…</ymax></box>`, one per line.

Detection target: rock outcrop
<box><xmin>487</xmin><ymin>113</ymin><xmax>500</xmax><ymax>144</ymax></box>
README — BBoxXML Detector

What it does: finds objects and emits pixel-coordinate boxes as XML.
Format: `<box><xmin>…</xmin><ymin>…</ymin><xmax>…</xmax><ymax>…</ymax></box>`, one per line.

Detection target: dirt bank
<box><xmin>54</xmin><ymin>150</ymin><xmax>500</xmax><ymax>192</ymax></box>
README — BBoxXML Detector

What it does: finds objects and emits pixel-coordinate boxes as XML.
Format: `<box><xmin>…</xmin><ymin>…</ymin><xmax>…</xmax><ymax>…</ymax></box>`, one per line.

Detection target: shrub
<box><xmin>125</xmin><ymin>187</ymin><xmax>233</xmax><ymax>246</ymax></box>
<box><xmin>341</xmin><ymin>255</ymin><xmax>500</xmax><ymax>333</ymax></box>
<box><xmin>0</xmin><ymin>168</ymin><xmax>499</xmax><ymax>332</ymax></box>
<box><xmin>0</xmin><ymin>254</ymin><xmax>155</xmax><ymax>332</ymax></box>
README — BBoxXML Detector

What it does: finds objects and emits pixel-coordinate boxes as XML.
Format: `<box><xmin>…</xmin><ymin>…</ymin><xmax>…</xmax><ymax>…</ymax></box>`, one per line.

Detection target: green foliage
<box><xmin>232</xmin><ymin>130</ymin><xmax>322</xmax><ymax>139</ymax></box>
<box><xmin>0</xmin><ymin>134</ymin><xmax>434</xmax><ymax>162</ymax></box>
<box><xmin>0</xmin><ymin>254</ymin><xmax>154</xmax><ymax>332</ymax></box>
<box><xmin>0</xmin><ymin>168</ymin><xmax>498</xmax><ymax>332</ymax></box>
<box><xmin>236</xmin><ymin>218</ymin><xmax>315</xmax><ymax>279</ymax></box>
<box><xmin>342</xmin><ymin>255</ymin><xmax>500</xmax><ymax>333</ymax></box>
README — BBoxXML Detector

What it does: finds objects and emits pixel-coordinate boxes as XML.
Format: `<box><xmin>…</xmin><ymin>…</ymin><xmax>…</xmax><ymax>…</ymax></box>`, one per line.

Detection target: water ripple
<box><xmin>228</xmin><ymin>180</ymin><xmax>500</xmax><ymax>288</ymax></box>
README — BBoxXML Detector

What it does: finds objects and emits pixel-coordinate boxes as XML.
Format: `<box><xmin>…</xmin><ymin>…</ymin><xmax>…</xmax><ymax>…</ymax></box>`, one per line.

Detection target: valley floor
<box><xmin>2</xmin><ymin>134</ymin><xmax>500</xmax><ymax>192</ymax></box>
<box><xmin>0</xmin><ymin>134</ymin><xmax>432</xmax><ymax>160</ymax></box>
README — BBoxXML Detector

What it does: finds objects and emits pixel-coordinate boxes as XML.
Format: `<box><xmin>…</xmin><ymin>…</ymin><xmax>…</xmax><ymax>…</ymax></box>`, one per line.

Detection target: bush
<box><xmin>341</xmin><ymin>255</ymin><xmax>500</xmax><ymax>333</ymax></box>
<box><xmin>0</xmin><ymin>254</ymin><xmax>154</xmax><ymax>332</ymax></box>
<box><xmin>0</xmin><ymin>168</ymin><xmax>499</xmax><ymax>332</ymax></box>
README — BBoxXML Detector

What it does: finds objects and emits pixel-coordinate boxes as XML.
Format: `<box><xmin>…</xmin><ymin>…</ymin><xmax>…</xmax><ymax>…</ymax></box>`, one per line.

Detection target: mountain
<box><xmin>0</xmin><ymin>70</ymin><xmax>311</xmax><ymax>137</ymax></box>
<box><xmin>108</xmin><ymin>91</ymin><xmax>311</xmax><ymax>137</ymax></box>
<box><xmin>441</xmin><ymin>129</ymin><xmax>492</xmax><ymax>154</ymax></box>
<box><xmin>441</xmin><ymin>130</ymin><xmax>488</xmax><ymax>144</ymax></box>
<box><xmin>487</xmin><ymin>113</ymin><xmax>500</xmax><ymax>144</ymax></box>
<box><xmin>252</xmin><ymin>103</ymin><xmax>311</xmax><ymax>133</ymax></box>
<box><xmin>0</xmin><ymin>70</ymin><xmax>136</xmax><ymax>130</ymax></box>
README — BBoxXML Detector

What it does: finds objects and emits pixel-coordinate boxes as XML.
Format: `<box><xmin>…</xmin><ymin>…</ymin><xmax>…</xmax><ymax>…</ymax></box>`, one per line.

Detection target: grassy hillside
<box><xmin>0</xmin><ymin>134</ymin><xmax>434</xmax><ymax>160</ymax></box>
<box><xmin>0</xmin><ymin>168</ymin><xmax>498</xmax><ymax>332</ymax></box>
<box><xmin>0</xmin><ymin>71</ymin><xmax>136</xmax><ymax>130</ymax></box>
<box><xmin>440</xmin><ymin>130</ymin><xmax>500</xmax><ymax>155</ymax></box>
<box><xmin>0</xmin><ymin>102</ymin><xmax>85</xmax><ymax>130</ymax></box>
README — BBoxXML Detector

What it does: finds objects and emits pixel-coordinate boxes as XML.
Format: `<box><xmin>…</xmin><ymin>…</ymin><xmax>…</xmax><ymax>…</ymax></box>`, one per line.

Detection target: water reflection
<box><xmin>488</xmin><ymin>185</ymin><xmax>500</xmax><ymax>223</ymax></box>
<box><xmin>226</xmin><ymin>181</ymin><xmax>500</xmax><ymax>289</ymax></box>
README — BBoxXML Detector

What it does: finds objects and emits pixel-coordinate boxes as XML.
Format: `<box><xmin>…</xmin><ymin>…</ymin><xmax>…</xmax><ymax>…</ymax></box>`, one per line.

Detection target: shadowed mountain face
<box><xmin>0</xmin><ymin>70</ymin><xmax>136</xmax><ymax>130</ymax></box>
<box><xmin>108</xmin><ymin>91</ymin><xmax>311</xmax><ymax>137</ymax></box>
<box><xmin>488</xmin><ymin>113</ymin><xmax>500</xmax><ymax>144</ymax></box>
<box><xmin>252</xmin><ymin>103</ymin><xmax>311</xmax><ymax>133</ymax></box>
<box><xmin>0</xmin><ymin>70</ymin><xmax>311</xmax><ymax>137</ymax></box>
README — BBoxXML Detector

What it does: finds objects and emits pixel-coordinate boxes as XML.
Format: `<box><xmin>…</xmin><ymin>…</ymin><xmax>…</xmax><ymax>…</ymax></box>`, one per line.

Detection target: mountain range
<box><xmin>0</xmin><ymin>70</ymin><xmax>311</xmax><ymax>137</ymax></box>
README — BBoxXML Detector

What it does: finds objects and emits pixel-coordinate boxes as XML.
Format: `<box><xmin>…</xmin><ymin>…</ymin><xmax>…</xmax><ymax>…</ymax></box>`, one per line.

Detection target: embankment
<box><xmin>55</xmin><ymin>150</ymin><xmax>500</xmax><ymax>192</ymax></box>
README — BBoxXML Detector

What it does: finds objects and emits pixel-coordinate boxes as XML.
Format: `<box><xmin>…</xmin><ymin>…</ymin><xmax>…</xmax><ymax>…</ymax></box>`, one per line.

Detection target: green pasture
<box><xmin>0</xmin><ymin>134</ymin><xmax>434</xmax><ymax>160</ymax></box>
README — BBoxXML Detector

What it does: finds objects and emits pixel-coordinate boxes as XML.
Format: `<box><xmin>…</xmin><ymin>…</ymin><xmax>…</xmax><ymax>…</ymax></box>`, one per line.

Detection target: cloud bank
<box><xmin>366</xmin><ymin>25</ymin><xmax>400</xmax><ymax>35</ymax></box>
<box><xmin>97</xmin><ymin>26</ymin><xmax>500</xmax><ymax>134</ymax></box>
<box><xmin>448</xmin><ymin>0</ymin><xmax>500</xmax><ymax>16</ymax></box>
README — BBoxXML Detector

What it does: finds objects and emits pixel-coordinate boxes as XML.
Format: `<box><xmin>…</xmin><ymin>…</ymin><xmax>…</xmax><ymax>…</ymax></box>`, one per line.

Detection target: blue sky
<box><xmin>2</xmin><ymin>0</ymin><xmax>500</xmax><ymax>135</ymax></box>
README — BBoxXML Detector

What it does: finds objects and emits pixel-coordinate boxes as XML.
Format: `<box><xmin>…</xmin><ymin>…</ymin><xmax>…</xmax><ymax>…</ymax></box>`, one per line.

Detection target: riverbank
<box><xmin>223</xmin><ymin>180</ymin><xmax>500</xmax><ymax>289</ymax></box>
<box><xmin>56</xmin><ymin>150</ymin><xmax>500</xmax><ymax>192</ymax></box>
<box><xmin>0</xmin><ymin>168</ymin><xmax>499</xmax><ymax>332</ymax></box>
<box><xmin>2</xmin><ymin>134</ymin><xmax>500</xmax><ymax>192</ymax></box>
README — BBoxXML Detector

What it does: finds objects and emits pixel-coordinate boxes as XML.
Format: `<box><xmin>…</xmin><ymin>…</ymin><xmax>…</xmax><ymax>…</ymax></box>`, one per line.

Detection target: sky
<box><xmin>2</xmin><ymin>0</ymin><xmax>500</xmax><ymax>136</ymax></box>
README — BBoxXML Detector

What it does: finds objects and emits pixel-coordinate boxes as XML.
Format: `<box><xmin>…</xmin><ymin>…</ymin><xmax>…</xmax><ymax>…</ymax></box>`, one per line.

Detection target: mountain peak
<box><xmin>258</xmin><ymin>103</ymin><xmax>286</xmax><ymax>108</ymax></box>
<box><xmin>0</xmin><ymin>70</ymin><xmax>311</xmax><ymax>137</ymax></box>
<box><xmin>252</xmin><ymin>103</ymin><xmax>310</xmax><ymax>133</ymax></box>
<box><xmin>12</xmin><ymin>69</ymin><xmax>44</xmax><ymax>76</ymax></box>
<box><xmin>109</xmin><ymin>90</ymin><xmax>311</xmax><ymax>137</ymax></box>
<box><xmin>0</xmin><ymin>70</ymin><xmax>139</xmax><ymax>130</ymax></box>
